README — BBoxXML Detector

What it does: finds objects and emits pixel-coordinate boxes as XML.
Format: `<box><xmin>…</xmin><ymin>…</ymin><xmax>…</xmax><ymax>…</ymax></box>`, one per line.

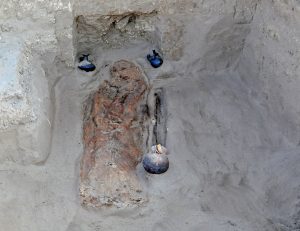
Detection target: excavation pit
<box><xmin>0</xmin><ymin>1</ymin><xmax>300</xmax><ymax>230</ymax></box>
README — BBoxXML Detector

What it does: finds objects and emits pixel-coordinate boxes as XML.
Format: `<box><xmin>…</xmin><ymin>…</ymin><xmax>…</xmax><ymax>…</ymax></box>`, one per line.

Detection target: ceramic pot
<box><xmin>143</xmin><ymin>144</ymin><xmax>169</xmax><ymax>174</ymax></box>
<box><xmin>78</xmin><ymin>54</ymin><xmax>96</xmax><ymax>72</ymax></box>
<box><xmin>147</xmin><ymin>50</ymin><xmax>163</xmax><ymax>68</ymax></box>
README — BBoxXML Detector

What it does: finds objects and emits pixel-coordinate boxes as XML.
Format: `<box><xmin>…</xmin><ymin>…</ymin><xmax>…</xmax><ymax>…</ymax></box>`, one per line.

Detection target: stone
<box><xmin>0</xmin><ymin>39</ymin><xmax>53</xmax><ymax>165</ymax></box>
<box><xmin>80</xmin><ymin>60</ymin><xmax>149</xmax><ymax>208</ymax></box>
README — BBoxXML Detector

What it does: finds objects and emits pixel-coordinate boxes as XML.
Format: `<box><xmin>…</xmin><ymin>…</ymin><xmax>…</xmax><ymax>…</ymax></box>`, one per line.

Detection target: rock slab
<box><xmin>80</xmin><ymin>60</ymin><xmax>149</xmax><ymax>208</ymax></box>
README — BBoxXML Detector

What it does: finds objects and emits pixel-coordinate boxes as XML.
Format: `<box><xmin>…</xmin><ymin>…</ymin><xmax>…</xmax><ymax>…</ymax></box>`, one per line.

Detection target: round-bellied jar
<box><xmin>147</xmin><ymin>50</ymin><xmax>163</xmax><ymax>68</ymax></box>
<box><xmin>143</xmin><ymin>144</ymin><xmax>169</xmax><ymax>174</ymax></box>
<box><xmin>78</xmin><ymin>54</ymin><xmax>96</xmax><ymax>72</ymax></box>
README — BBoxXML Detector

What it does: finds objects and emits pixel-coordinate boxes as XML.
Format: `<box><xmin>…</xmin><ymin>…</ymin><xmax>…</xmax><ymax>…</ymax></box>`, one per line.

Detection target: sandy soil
<box><xmin>0</xmin><ymin>40</ymin><xmax>299</xmax><ymax>231</ymax></box>
<box><xmin>0</xmin><ymin>1</ymin><xmax>300</xmax><ymax>230</ymax></box>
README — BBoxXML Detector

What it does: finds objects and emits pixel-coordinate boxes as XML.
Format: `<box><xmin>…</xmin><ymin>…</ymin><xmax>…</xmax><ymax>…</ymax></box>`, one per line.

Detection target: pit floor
<box><xmin>0</xmin><ymin>41</ymin><xmax>299</xmax><ymax>231</ymax></box>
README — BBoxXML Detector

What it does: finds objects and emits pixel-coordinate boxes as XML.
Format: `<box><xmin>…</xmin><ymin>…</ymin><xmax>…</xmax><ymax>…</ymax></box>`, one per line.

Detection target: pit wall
<box><xmin>0</xmin><ymin>0</ymin><xmax>74</xmax><ymax>165</ymax></box>
<box><xmin>72</xmin><ymin>0</ymin><xmax>258</xmax><ymax>63</ymax></box>
<box><xmin>1</xmin><ymin>0</ymin><xmax>260</xmax><ymax>68</ymax></box>
<box><xmin>236</xmin><ymin>0</ymin><xmax>300</xmax><ymax>226</ymax></box>
<box><xmin>0</xmin><ymin>29</ymin><xmax>58</xmax><ymax>164</ymax></box>
<box><xmin>237</xmin><ymin>0</ymin><xmax>300</xmax><ymax>146</ymax></box>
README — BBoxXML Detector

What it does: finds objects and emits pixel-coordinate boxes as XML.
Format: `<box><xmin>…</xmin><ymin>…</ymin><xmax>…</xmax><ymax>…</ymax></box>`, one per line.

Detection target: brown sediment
<box><xmin>80</xmin><ymin>60</ymin><xmax>149</xmax><ymax>208</ymax></box>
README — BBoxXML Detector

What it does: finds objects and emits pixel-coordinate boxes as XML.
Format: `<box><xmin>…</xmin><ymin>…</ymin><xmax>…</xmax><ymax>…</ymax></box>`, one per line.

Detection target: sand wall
<box><xmin>237</xmin><ymin>0</ymin><xmax>300</xmax><ymax>227</ymax></box>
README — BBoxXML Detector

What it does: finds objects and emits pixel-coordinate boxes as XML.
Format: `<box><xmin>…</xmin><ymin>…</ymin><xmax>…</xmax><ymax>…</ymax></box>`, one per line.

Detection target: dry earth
<box><xmin>0</xmin><ymin>0</ymin><xmax>300</xmax><ymax>231</ymax></box>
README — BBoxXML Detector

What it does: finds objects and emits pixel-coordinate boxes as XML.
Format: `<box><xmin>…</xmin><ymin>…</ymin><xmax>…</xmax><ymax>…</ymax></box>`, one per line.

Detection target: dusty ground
<box><xmin>0</xmin><ymin>0</ymin><xmax>300</xmax><ymax>231</ymax></box>
<box><xmin>0</xmin><ymin>41</ymin><xmax>298</xmax><ymax>231</ymax></box>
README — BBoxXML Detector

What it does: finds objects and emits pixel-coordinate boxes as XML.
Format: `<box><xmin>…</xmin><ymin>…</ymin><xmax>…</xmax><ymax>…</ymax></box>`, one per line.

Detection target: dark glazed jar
<box><xmin>147</xmin><ymin>50</ymin><xmax>163</xmax><ymax>68</ymax></box>
<box><xmin>78</xmin><ymin>54</ymin><xmax>96</xmax><ymax>72</ymax></box>
<box><xmin>143</xmin><ymin>144</ymin><xmax>169</xmax><ymax>174</ymax></box>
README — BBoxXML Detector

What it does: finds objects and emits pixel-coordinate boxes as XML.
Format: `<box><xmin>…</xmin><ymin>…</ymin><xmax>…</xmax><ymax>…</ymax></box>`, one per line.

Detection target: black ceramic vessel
<box><xmin>147</xmin><ymin>50</ymin><xmax>163</xmax><ymax>68</ymax></box>
<box><xmin>78</xmin><ymin>54</ymin><xmax>96</xmax><ymax>72</ymax></box>
<box><xmin>143</xmin><ymin>144</ymin><xmax>169</xmax><ymax>174</ymax></box>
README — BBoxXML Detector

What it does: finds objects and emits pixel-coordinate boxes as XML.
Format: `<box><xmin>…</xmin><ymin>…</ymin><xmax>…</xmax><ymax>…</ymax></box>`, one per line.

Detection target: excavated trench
<box><xmin>74</xmin><ymin>12</ymin><xmax>173</xmax><ymax>208</ymax></box>
<box><xmin>1</xmin><ymin>1</ymin><xmax>300</xmax><ymax>231</ymax></box>
<box><xmin>65</xmin><ymin>6</ymin><xmax>300</xmax><ymax>230</ymax></box>
<box><xmin>68</xmin><ymin>8</ymin><xmax>300</xmax><ymax>230</ymax></box>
